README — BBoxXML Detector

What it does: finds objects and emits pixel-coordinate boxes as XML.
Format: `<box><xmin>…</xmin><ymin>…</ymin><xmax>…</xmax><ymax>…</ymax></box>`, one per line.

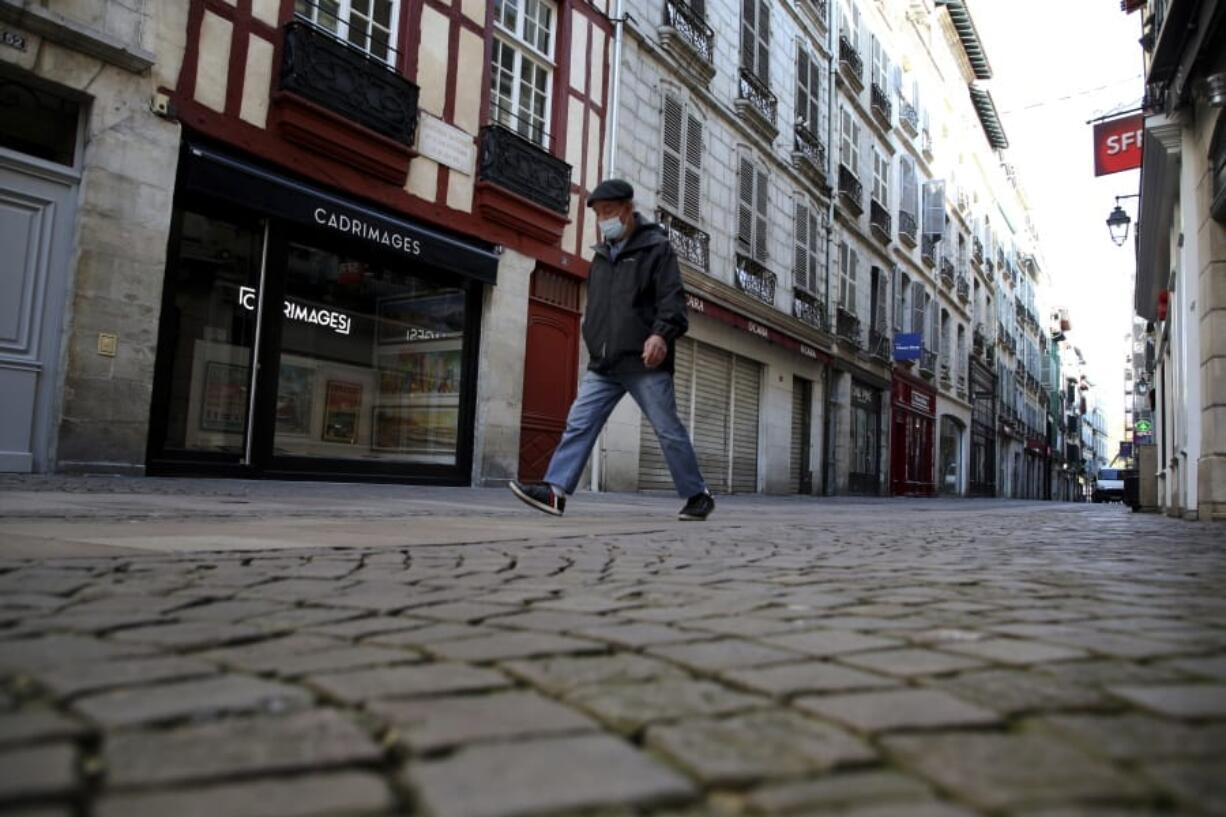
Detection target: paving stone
<box><xmin>246</xmin><ymin>645</ymin><xmax>421</xmax><ymax>678</ymax></box>
<box><xmin>111</xmin><ymin>621</ymin><xmax>270</xmax><ymax>650</ymax></box>
<box><xmin>1036</xmin><ymin>659</ymin><xmax>1192</xmax><ymax>688</ymax></box>
<box><xmin>105</xmin><ymin>709</ymin><xmax>382</xmax><ymax>787</ymax></box>
<box><xmin>1108</xmin><ymin>684</ymin><xmax>1226</xmax><ymax>719</ymax></box>
<box><xmin>490</xmin><ymin>610</ymin><xmax>616</xmax><ymax>634</ymax></box>
<box><xmin>645</xmin><ymin>639</ymin><xmax>804</xmax><ymax>673</ymax></box>
<box><xmin>796</xmin><ymin>689</ymin><xmax>1001</xmax><ymax>733</ymax></box>
<box><xmin>928</xmin><ymin>668</ymin><xmax>1112</xmax><ymax>715</ymax></box>
<box><xmin>0</xmin><ymin>635</ymin><xmax>154</xmax><ymax>672</ymax></box>
<box><xmin>0</xmin><ymin>709</ymin><xmax>89</xmax><ymax>748</ymax></box>
<box><xmin>1162</xmin><ymin>655</ymin><xmax>1226</xmax><ymax>681</ymax></box>
<box><xmin>174</xmin><ymin>599</ymin><xmax>290</xmax><ymax>621</ymax></box>
<box><xmin>674</xmin><ymin>615</ymin><xmax>802</xmax><ymax>638</ymax></box>
<box><xmin>412</xmin><ymin>602</ymin><xmax>521</xmax><ymax>623</ymax></box>
<box><xmin>305</xmin><ymin>615</ymin><xmax>428</xmax><ymax>641</ymax></box>
<box><xmin>745</xmin><ymin>769</ymin><xmax>934</xmax><ymax>813</ymax></box>
<box><xmin>534</xmin><ymin>596</ymin><xmax>641</xmax><ymax>614</ymax></box>
<box><xmin>95</xmin><ymin>771</ymin><xmax>393</xmax><ymax>817</ymax></box>
<box><xmin>426</xmin><ymin>631</ymin><xmax>606</xmax><ymax>663</ymax></box>
<box><xmin>197</xmin><ymin>635</ymin><xmax>342</xmax><ymax>669</ymax></box>
<box><xmin>834</xmin><ymin>648</ymin><xmax>986</xmax><ymax>678</ymax></box>
<box><xmin>761</xmin><ymin>631</ymin><xmax>903</xmax><ymax>658</ymax></box>
<box><xmin>988</xmin><ymin>625</ymin><xmax>1192</xmax><ymax>660</ymax></box>
<box><xmin>406</xmin><ymin>733</ymin><xmax>695</xmax><ymax>817</ymax></box>
<box><xmin>1036</xmin><ymin>713</ymin><xmax>1226</xmax><ymax>761</ymax></box>
<box><xmin>644</xmin><ymin>710</ymin><xmax>874</xmax><ymax>785</ymax></box>
<box><xmin>364</xmin><ymin>623</ymin><xmax>503</xmax><ymax>648</ymax></box>
<box><xmin>574</xmin><ymin>623</ymin><xmax>708</xmax><ymax>648</ymax></box>
<box><xmin>937</xmin><ymin>638</ymin><xmax>1092</xmax><ymax>666</ymax></box>
<box><xmin>820</xmin><ymin>804</ymin><xmax>982</xmax><ymax>817</ymax></box>
<box><xmin>720</xmin><ymin>661</ymin><xmax>901</xmax><ymax>698</ymax></box>
<box><xmin>371</xmin><ymin>690</ymin><xmax>597</xmax><ymax>752</ymax></box>
<box><xmin>1142</xmin><ymin>759</ymin><xmax>1226</xmax><ymax>816</ymax></box>
<box><xmin>308</xmin><ymin>663</ymin><xmax>511</xmax><ymax>702</ymax></box>
<box><xmin>0</xmin><ymin>743</ymin><xmax>77</xmax><ymax>801</ymax></box>
<box><xmin>503</xmin><ymin>654</ymin><xmax>688</xmax><ymax>695</ymax></box>
<box><xmin>1016</xmin><ymin>809</ymin><xmax>1199</xmax><ymax>817</ymax></box>
<box><xmin>565</xmin><ymin>680</ymin><xmax>764</xmax><ymax>734</ymax></box>
<box><xmin>246</xmin><ymin>607</ymin><xmax>365</xmax><ymax>630</ymax></box>
<box><xmin>882</xmin><ymin>732</ymin><xmax>1152</xmax><ymax>811</ymax></box>
<box><xmin>28</xmin><ymin>610</ymin><xmax>173</xmax><ymax>635</ymax></box>
<box><xmin>73</xmin><ymin>674</ymin><xmax>312</xmax><ymax>728</ymax></box>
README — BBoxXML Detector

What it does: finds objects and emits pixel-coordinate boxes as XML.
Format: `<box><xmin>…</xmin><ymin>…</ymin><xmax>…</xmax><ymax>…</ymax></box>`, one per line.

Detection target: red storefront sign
<box><xmin>685</xmin><ymin>293</ymin><xmax>831</xmax><ymax>364</ymax></box>
<box><xmin>890</xmin><ymin>374</ymin><xmax>937</xmax><ymax>496</ymax></box>
<box><xmin>1093</xmin><ymin>114</ymin><xmax>1144</xmax><ymax>177</ymax></box>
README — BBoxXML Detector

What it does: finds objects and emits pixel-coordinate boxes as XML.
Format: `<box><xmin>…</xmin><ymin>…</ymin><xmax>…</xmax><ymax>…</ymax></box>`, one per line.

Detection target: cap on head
<box><xmin>587</xmin><ymin>179</ymin><xmax>634</xmax><ymax>207</ymax></box>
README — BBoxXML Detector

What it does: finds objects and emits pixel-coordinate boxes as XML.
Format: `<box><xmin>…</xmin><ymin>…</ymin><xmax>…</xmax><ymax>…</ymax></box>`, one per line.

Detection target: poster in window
<box><xmin>201</xmin><ymin>362</ymin><xmax>249</xmax><ymax>432</ymax></box>
<box><xmin>377</xmin><ymin>349</ymin><xmax>462</xmax><ymax>397</ymax></box>
<box><xmin>275</xmin><ymin>363</ymin><xmax>315</xmax><ymax>436</ymax></box>
<box><xmin>322</xmin><ymin>380</ymin><xmax>362</xmax><ymax>444</ymax></box>
<box><xmin>372</xmin><ymin>405</ymin><xmax>459</xmax><ymax>454</ymax></box>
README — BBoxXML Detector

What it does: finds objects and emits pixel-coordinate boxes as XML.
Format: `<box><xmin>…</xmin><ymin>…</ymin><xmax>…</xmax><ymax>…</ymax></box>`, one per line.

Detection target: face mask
<box><xmin>600</xmin><ymin>216</ymin><xmax>625</xmax><ymax>242</ymax></box>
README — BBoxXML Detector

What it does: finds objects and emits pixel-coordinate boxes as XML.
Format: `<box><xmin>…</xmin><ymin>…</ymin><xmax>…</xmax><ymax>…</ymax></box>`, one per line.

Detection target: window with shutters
<box><xmin>872</xmin><ymin>149</ymin><xmax>888</xmax><ymax>205</ymax></box>
<box><xmin>838</xmin><ymin>240</ymin><xmax>857</xmax><ymax>313</ymax></box>
<box><xmin>911</xmin><ymin>280</ymin><xmax>925</xmax><ymax>336</ymax></box>
<box><xmin>894</xmin><ymin>270</ymin><xmax>909</xmax><ymax>332</ymax></box>
<box><xmin>737</xmin><ymin>156</ymin><xmax>769</xmax><ymax>262</ymax></box>
<box><xmin>839</xmin><ymin>108</ymin><xmax>859</xmax><ymax>175</ymax></box>
<box><xmin>871</xmin><ymin>35</ymin><xmax>887</xmax><ymax>90</ymax></box>
<box><xmin>793</xmin><ymin>198</ymin><xmax>821</xmax><ymax>294</ymax></box>
<box><xmin>490</xmin><ymin>0</ymin><xmax>556</xmax><ymax>146</ymax></box>
<box><xmin>295</xmin><ymin>0</ymin><xmax>400</xmax><ymax>61</ymax></box>
<box><xmin>900</xmin><ymin>158</ymin><xmax>918</xmax><ymax>218</ymax></box>
<box><xmin>870</xmin><ymin>266</ymin><xmax>888</xmax><ymax>332</ymax></box>
<box><xmin>741</xmin><ymin>0</ymin><xmax>770</xmax><ymax>83</ymax></box>
<box><xmin>838</xmin><ymin>2</ymin><xmax>859</xmax><ymax>50</ymax></box>
<box><xmin>796</xmin><ymin>50</ymin><xmax>822</xmax><ymax>133</ymax></box>
<box><xmin>660</xmin><ymin>94</ymin><xmax>704</xmax><ymax>224</ymax></box>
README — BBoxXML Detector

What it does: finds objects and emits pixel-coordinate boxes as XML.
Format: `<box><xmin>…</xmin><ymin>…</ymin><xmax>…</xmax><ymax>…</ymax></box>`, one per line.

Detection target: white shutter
<box><xmin>849</xmin><ymin>249</ymin><xmax>859</xmax><ymax>315</ymax></box>
<box><xmin>794</xmin><ymin>199</ymin><xmax>809</xmax><ymax>292</ymax></box>
<box><xmin>731</xmin><ymin>356</ymin><xmax>761</xmax><ymax>493</ymax></box>
<box><xmin>683</xmin><ymin>112</ymin><xmax>703</xmax><ymax>221</ymax></box>
<box><xmin>911</xmin><ymin>281</ymin><xmax>925</xmax><ymax>335</ymax></box>
<box><xmin>737</xmin><ymin>156</ymin><xmax>755</xmax><ymax>251</ymax></box>
<box><xmin>639</xmin><ymin>338</ymin><xmax>694</xmax><ymax>491</ymax></box>
<box><xmin>894</xmin><ymin>270</ymin><xmax>907</xmax><ymax>332</ymax></box>
<box><xmin>754</xmin><ymin>165</ymin><xmax>769</xmax><ymax>261</ymax></box>
<box><xmin>693</xmin><ymin>342</ymin><xmax>732</xmax><ymax>493</ymax></box>
<box><xmin>661</xmin><ymin>95</ymin><xmax>684</xmax><ymax>212</ymax></box>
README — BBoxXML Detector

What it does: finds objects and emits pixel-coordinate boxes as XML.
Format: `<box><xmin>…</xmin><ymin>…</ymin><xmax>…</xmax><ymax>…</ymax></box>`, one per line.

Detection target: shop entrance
<box><xmin>518</xmin><ymin>270</ymin><xmax>581</xmax><ymax>481</ymax></box>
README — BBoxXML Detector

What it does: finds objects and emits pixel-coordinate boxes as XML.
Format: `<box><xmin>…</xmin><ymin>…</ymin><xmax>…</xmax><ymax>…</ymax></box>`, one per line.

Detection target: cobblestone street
<box><xmin>1</xmin><ymin>478</ymin><xmax>1224</xmax><ymax>817</ymax></box>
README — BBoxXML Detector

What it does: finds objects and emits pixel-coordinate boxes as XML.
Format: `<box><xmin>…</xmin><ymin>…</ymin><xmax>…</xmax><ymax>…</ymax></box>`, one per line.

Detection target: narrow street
<box><xmin>1</xmin><ymin>478</ymin><xmax>1223</xmax><ymax>816</ymax></box>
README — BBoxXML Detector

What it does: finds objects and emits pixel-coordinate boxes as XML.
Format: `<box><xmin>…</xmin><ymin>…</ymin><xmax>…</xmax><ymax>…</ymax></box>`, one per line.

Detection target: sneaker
<box><xmin>509</xmin><ymin>480</ymin><xmax>565</xmax><ymax>516</ymax></box>
<box><xmin>678</xmin><ymin>490</ymin><xmax>715</xmax><ymax>521</ymax></box>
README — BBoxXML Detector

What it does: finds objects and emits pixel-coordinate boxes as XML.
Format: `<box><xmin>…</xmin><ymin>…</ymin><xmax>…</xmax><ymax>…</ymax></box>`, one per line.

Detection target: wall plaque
<box><xmin>417</xmin><ymin>114</ymin><xmax>477</xmax><ymax>176</ymax></box>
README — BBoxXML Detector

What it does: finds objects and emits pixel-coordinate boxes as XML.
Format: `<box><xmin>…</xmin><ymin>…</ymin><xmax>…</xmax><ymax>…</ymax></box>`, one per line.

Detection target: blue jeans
<box><xmin>544</xmin><ymin>369</ymin><xmax>707</xmax><ymax>498</ymax></box>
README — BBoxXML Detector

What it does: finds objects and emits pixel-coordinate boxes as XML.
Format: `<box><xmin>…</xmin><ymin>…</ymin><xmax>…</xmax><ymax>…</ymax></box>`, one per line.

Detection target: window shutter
<box><xmin>754</xmin><ymin>165</ymin><xmax>769</xmax><ymax>261</ymax></box>
<box><xmin>758</xmin><ymin>0</ymin><xmax>770</xmax><ymax>85</ymax></box>
<box><xmin>894</xmin><ymin>270</ymin><xmax>907</xmax><ymax>332</ymax></box>
<box><xmin>661</xmin><ymin>96</ymin><xmax>684</xmax><ymax>212</ymax></box>
<box><xmin>911</xmin><ymin>281</ymin><xmax>925</xmax><ymax>335</ymax></box>
<box><xmin>741</xmin><ymin>0</ymin><xmax>755</xmax><ymax>70</ymax></box>
<box><xmin>738</xmin><ymin>156</ymin><xmax>755</xmax><ymax>251</ymax></box>
<box><xmin>691</xmin><ymin>0</ymin><xmax>706</xmax><ymax>17</ymax></box>
<box><xmin>794</xmin><ymin>200</ymin><xmax>809</xmax><ymax>292</ymax></box>
<box><xmin>923</xmin><ymin>179</ymin><xmax>945</xmax><ymax>237</ymax></box>
<box><xmin>683</xmin><ymin>112</ymin><xmax>703</xmax><ymax>222</ymax></box>
<box><xmin>875</xmin><ymin>268</ymin><xmax>887</xmax><ymax>330</ymax></box>
<box><xmin>892</xmin><ymin>63</ymin><xmax>903</xmax><ymax>100</ymax></box>
<box><xmin>849</xmin><ymin>250</ymin><xmax>858</xmax><ymax>312</ymax></box>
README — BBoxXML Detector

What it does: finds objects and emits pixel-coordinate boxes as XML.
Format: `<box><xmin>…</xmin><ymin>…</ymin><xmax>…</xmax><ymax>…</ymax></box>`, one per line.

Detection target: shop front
<box><xmin>147</xmin><ymin>145</ymin><xmax>499</xmax><ymax>484</ymax></box>
<box><xmin>890</xmin><ymin>373</ymin><xmax>937</xmax><ymax>496</ymax></box>
<box><xmin>848</xmin><ymin>379</ymin><xmax>885</xmax><ymax>495</ymax></box>
<box><xmin>969</xmin><ymin>359</ymin><xmax>996</xmax><ymax>496</ymax></box>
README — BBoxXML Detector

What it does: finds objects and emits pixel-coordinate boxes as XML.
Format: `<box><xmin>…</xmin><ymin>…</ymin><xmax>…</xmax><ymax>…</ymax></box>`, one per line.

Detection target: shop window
<box><xmin>0</xmin><ymin>74</ymin><xmax>80</xmax><ymax>166</ymax></box>
<box><xmin>490</xmin><ymin>0</ymin><xmax>555</xmax><ymax>147</ymax></box>
<box><xmin>294</xmin><ymin>0</ymin><xmax>400</xmax><ymax>62</ymax></box>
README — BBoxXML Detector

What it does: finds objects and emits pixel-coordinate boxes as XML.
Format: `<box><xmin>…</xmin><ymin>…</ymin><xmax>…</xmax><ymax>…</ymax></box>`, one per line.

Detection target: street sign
<box><xmin>894</xmin><ymin>332</ymin><xmax>922</xmax><ymax>361</ymax></box>
<box><xmin>1093</xmin><ymin>113</ymin><xmax>1144</xmax><ymax>176</ymax></box>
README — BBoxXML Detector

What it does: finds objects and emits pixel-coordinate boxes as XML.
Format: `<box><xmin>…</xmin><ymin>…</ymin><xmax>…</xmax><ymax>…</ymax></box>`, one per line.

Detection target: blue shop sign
<box><xmin>894</xmin><ymin>332</ymin><xmax>922</xmax><ymax>361</ymax></box>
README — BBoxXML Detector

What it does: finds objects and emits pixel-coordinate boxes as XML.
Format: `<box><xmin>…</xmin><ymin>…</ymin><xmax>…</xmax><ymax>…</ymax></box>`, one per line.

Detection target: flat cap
<box><xmin>587</xmin><ymin>179</ymin><xmax>635</xmax><ymax>205</ymax></box>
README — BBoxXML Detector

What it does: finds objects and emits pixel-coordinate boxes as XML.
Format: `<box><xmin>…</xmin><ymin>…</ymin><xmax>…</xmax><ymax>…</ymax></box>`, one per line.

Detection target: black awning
<box><xmin>181</xmin><ymin>144</ymin><xmax>500</xmax><ymax>285</ymax></box>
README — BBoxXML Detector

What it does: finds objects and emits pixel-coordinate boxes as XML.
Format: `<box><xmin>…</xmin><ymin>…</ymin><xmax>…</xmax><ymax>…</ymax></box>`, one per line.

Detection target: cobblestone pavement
<box><xmin>1</xmin><ymin>478</ymin><xmax>1225</xmax><ymax>817</ymax></box>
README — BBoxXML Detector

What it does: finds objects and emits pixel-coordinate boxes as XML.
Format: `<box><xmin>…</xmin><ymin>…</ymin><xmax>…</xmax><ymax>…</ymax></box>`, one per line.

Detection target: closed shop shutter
<box><xmin>692</xmin><ymin>342</ymin><xmax>732</xmax><ymax>492</ymax></box>
<box><xmin>638</xmin><ymin>338</ymin><xmax>694</xmax><ymax>491</ymax></box>
<box><xmin>731</xmin><ymin>356</ymin><xmax>761</xmax><ymax>492</ymax></box>
<box><xmin>791</xmin><ymin>376</ymin><xmax>812</xmax><ymax>493</ymax></box>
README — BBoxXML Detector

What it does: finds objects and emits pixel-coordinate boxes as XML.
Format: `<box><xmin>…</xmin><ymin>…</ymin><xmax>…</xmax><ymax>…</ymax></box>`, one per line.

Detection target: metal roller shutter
<box><xmin>791</xmin><ymin>376</ymin><xmax>812</xmax><ymax>493</ymax></box>
<box><xmin>692</xmin><ymin>342</ymin><xmax>732</xmax><ymax>493</ymax></box>
<box><xmin>638</xmin><ymin>339</ymin><xmax>695</xmax><ymax>492</ymax></box>
<box><xmin>731</xmin><ymin>356</ymin><xmax>761</xmax><ymax>493</ymax></box>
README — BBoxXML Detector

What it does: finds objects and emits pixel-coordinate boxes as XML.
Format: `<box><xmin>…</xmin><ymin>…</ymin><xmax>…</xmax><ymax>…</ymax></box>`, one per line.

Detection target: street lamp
<box><xmin>1106</xmin><ymin>194</ymin><xmax>1140</xmax><ymax>246</ymax></box>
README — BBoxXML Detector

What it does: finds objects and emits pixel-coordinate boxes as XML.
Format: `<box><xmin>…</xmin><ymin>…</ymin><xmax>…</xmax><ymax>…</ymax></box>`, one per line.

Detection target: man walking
<box><xmin>509</xmin><ymin>180</ymin><xmax>715</xmax><ymax>521</ymax></box>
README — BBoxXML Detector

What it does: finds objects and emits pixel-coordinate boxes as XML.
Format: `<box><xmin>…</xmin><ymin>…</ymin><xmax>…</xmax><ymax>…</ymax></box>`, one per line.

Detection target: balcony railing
<box><xmin>940</xmin><ymin>362</ymin><xmax>953</xmax><ymax>390</ymax></box>
<box><xmin>870</xmin><ymin>83</ymin><xmax>892</xmax><ymax>128</ymax></box>
<box><xmin>972</xmin><ymin>236</ymin><xmax>984</xmax><ymax>266</ymax></box>
<box><xmin>735</xmin><ymin>254</ymin><xmax>776</xmax><ymax>305</ymax></box>
<box><xmin>280</xmin><ymin>20</ymin><xmax>420</xmax><ymax>147</ymax></box>
<box><xmin>957</xmin><ymin>373</ymin><xmax>968</xmax><ymax>401</ymax></box>
<box><xmin>810</xmin><ymin>0</ymin><xmax>830</xmax><ymax>25</ymax></box>
<box><xmin>898</xmin><ymin>211</ymin><xmax>918</xmax><ymax>247</ymax></box>
<box><xmin>869</xmin><ymin>328</ymin><xmax>891</xmax><ymax>362</ymax></box>
<box><xmin>920</xmin><ymin>348</ymin><xmax>937</xmax><ymax>377</ymax></box>
<box><xmin>738</xmin><ymin>68</ymin><xmax>778</xmax><ymax>129</ymax></box>
<box><xmin>870</xmin><ymin>200</ymin><xmax>892</xmax><ymax>243</ymax></box>
<box><xmin>836</xmin><ymin>307</ymin><xmax>862</xmax><ymax>347</ymax></box>
<box><xmin>793</xmin><ymin>123</ymin><xmax>827</xmax><ymax>186</ymax></box>
<box><xmin>921</xmin><ymin>234</ymin><xmax>938</xmax><ymax>267</ymax></box>
<box><xmin>658</xmin><ymin>209</ymin><xmax>710</xmax><ymax>272</ymax></box>
<box><xmin>662</xmin><ymin>0</ymin><xmax>715</xmax><ymax>67</ymax></box>
<box><xmin>956</xmin><ymin>277</ymin><xmax>970</xmax><ymax>304</ymax></box>
<box><xmin>793</xmin><ymin>290</ymin><xmax>829</xmax><ymax>331</ymax></box>
<box><xmin>838</xmin><ymin>35</ymin><xmax>863</xmax><ymax>89</ymax></box>
<box><xmin>899</xmin><ymin>98</ymin><xmax>919</xmax><ymax>136</ymax></box>
<box><xmin>984</xmin><ymin>259</ymin><xmax>995</xmax><ymax>282</ymax></box>
<box><xmin>940</xmin><ymin>258</ymin><xmax>955</xmax><ymax>290</ymax></box>
<box><xmin>477</xmin><ymin>124</ymin><xmax>571</xmax><ymax>214</ymax></box>
<box><xmin>838</xmin><ymin>164</ymin><xmax>863</xmax><ymax>215</ymax></box>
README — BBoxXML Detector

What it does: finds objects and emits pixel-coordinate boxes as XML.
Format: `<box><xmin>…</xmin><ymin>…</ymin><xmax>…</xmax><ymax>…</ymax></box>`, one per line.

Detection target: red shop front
<box><xmin>890</xmin><ymin>373</ymin><xmax>937</xmax><ymax>496</ymax></box>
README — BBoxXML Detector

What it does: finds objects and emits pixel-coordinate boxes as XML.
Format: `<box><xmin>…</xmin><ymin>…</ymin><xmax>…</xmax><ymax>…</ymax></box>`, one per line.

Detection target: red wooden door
<box><xmin>518</xmin><ymin>271</ymin><xmax>581</xmax><ymax>481</ymax></box>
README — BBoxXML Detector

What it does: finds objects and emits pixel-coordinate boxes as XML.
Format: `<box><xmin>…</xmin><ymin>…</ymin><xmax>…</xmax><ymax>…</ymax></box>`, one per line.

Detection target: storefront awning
<box><xmin>181</xmin><ymin>144</ymin><xmax>501</xmax><ymax>285</ymax></box>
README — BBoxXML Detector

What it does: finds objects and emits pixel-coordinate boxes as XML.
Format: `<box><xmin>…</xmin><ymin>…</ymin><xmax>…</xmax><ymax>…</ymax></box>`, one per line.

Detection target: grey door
<box><xmin>0</xmin><ymin>156</ymin><xmax>79</xmax><ymax>472</ymax></box>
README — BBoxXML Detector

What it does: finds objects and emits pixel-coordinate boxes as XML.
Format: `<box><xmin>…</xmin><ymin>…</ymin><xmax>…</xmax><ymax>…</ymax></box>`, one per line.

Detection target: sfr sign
<box><xmin>1093</xmin><ymin>114</ymin><xmax>1144</xmax><ymax>176</ymax></box>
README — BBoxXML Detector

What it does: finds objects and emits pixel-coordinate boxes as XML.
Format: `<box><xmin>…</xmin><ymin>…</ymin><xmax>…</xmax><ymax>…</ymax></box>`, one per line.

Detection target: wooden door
<box><xmin>518</xmin><ymin>270</ymin><xmax>580</xmax><ymax>481</ymax></box>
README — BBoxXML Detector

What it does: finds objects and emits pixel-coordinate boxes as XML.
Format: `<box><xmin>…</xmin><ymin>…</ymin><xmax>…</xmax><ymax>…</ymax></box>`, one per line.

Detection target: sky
<box><xmin>972</xmin><ymin>0</ymin><xmax>1145</xmax><ymax>456</ymax></box>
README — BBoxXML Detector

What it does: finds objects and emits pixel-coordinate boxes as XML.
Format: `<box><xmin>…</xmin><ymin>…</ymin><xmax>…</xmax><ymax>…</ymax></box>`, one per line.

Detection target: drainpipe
<box><xmin>590</xmin><ymin>0</ymin><xmax>626</xmax><ymax>494</ymax></box>
<box><xmin>821</xmin><ymin>7</ymin><xmax>837</xmax><ymax>496</ymax></box>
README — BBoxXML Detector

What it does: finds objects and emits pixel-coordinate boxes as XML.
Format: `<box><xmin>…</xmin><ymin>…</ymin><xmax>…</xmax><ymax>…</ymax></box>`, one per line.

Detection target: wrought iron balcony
<box><xmin>658</xmin><ymin>209</ymin><xmax>710</xmax><ymax>272</ymax></box>
<box><xmin>870</xmin><ymin>199</ymin><xmax>891</xmax><ymax>244</ymax></box>
<box><xmin>793</xmin><ymin>123</ymin><xmax>828</xmax><ymax>187</ymax></box>
<box><xmin>838</xmin><ymin>35</ymin><xmax>863</xmax><ymax>89</ymax></box>
<box><xmin>956</xmin><ymin>277</ymin><xmax>970</xmax><ymax>304</ymax></box>
<box><xmin>280</xmin><ymin>20</ymin><xmax>420</xmax><ymax>146</ymax></box>
<box><xmin>869</xmin><ymin>328</ymin><xmax>891</xmax><ymax>362</ymax></box>
<box><xmin>810</xmin><ymin>0</ymin><xmax>830</xmax><ymax>26</ymax></box>
<box><xmin>898</xmin><ymin>210</ymin><xmax>918</xmax><ymax>247</ymax></box>
<box><xmin>899</xmin><ymin>98</ymin><xmax>919</xmax><ymax>136</ymax></box>
<box><xmin>661</xmin><ymin>0</ymin><xmax>715</xmax><ymax>67</ymax></box>
<box><xmin>735</xmin><ymin>254</ymin><xmax>777</xmax><ymax>305</ymax></box>
<box><xmin>738</xmin><ymin>68</ymin><xmax>778</xmax><ymax>132</ymax></box>
<box><xmin>972</xmin><ymin>236</ymin><xmax>984</xmax><ymax>266</ymax></box>
<box><xmin>793</xmin><ymin>290</ymin><xmax>829</xmax><ymax>331</ymax></box>
<box><xmin>984</xmin><ymin>259</ymin><xmax>995</xmax><ymax>281</ymax></box>
<box><xmin>838</xmin><ymin>164</ymin><xmax>863</xmax><ymax>215</ymax></box>
<box><xmin>940</xmin><ymin>258</ymin><xmax>955</xmax><ymax>290</ymax></box>
<box><xmin>921</xmin><ymin>234</ymin><xmax>938</xmax><ymax>267</ymax></box>
<box><xmin>940</xmin><ymin>362</ymin><xmax>953</xmax><ymax>390</ymax></box>
<box><xmin>870</xmin><ymin>83</ymin><xmax>892</xmax><ymax>128</ymax></box>
<box><xmin>1015</xmin><ymin>300</ymin><xmax>1027</xmax><ymax>324</ymax></box>
<box><xmin>836</xmin><ymin>307</ymin><xmax>861</xmax><ymax>347</ymax></box>
<box><xmin>920</xmin><ymin>348</ymin><xmax>937</xmax><ymax>377</ymax></box>
<box><xmin>1017</xmin><ymin>360</ymin><xmax>1028</xmax><ymax>380</ymax></box>
<box><xmin>477</xmin><ymin>124</ymin><xmax>571</xmax><ymax>214</ymax></box>
<box><xmin>957</xmin><ymin>373</ymin><xmax>968</xmax><ymax>401</ymax></box>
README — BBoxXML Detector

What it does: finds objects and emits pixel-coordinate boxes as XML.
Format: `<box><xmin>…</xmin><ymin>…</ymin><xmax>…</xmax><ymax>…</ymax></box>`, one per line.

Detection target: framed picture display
<box><xmin>275</xmin><ymin>363</ymin><xmax>315</xmax><ymax>436</ymax></box>
<box><xmin>372</xmin><ymin>404</ymin><xmax>459</xmax><ymax>455</ymax></box>
<box><xmin>200</xmin><ymin>361</ymin><xmax>249</xmax><ymax>433</ymax></box>
<box><xmin>322</xmin><ymin>380</ymin><xmax>362</xmax><ymax>444</ymax></box>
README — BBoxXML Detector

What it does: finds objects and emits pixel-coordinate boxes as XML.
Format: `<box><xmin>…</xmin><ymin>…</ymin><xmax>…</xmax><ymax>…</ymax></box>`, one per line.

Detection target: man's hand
<box><xmin>642</xmin><ymin>334</ymin><xmax>668</xmax><ymax>368</ymax></box>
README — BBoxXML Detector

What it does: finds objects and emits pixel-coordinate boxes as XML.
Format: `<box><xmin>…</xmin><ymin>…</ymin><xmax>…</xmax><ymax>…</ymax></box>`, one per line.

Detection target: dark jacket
<box><xmin>582</xmin><ymin>214</ymin><xmax>688</xmax><ymax>375</ymax></box>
